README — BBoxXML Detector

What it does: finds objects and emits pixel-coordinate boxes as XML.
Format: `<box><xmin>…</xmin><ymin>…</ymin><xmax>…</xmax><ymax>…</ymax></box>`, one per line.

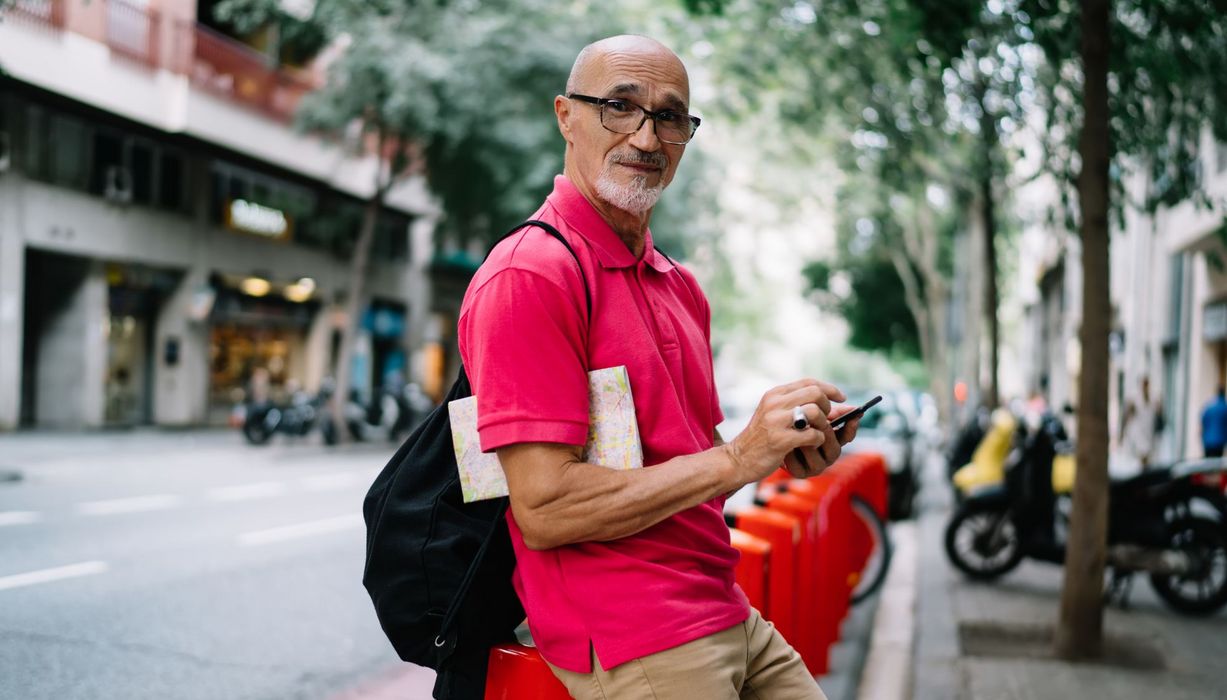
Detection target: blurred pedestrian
<box><xmin>1121</xmin><ymin>376</ymin><xmax>1163</xmax><ymax>470</ymax></box>
<box><xmin>458</xmin><ymin>35</ymin><xmax>858</xmax><ymax>700</ymax></box>
<box><xmin>1201</xmin><ymin>386</ymin><xmax>1227</xmax><ymax>458</ymax></box>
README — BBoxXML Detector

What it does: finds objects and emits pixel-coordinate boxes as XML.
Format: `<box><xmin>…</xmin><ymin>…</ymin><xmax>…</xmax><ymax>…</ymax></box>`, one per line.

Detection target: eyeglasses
<box><xmin>567</xmin><ymin>94</ymin><xmax>701</xmax><ymax>145</ymax></box>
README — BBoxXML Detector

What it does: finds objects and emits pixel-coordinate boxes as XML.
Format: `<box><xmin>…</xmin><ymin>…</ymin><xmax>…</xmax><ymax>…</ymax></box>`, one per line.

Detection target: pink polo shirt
<box><xmin>457</xmin><ymin>175</ymin><xmax>750</xmax><ymax>673</ymax></box>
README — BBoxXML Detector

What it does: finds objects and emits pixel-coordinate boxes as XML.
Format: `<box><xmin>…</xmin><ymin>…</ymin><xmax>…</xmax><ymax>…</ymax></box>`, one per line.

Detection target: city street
<box><xmin>0</xmin><ymin>430</ymin><xmax>423</xmax><ymax>700</ymax></box>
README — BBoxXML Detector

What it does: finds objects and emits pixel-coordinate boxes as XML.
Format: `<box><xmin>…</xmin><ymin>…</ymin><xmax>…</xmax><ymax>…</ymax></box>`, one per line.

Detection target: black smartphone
<box><xmin>830</xmin><ymin>395</ymin><xmax>883</xmax><ymax>431</ymax></box>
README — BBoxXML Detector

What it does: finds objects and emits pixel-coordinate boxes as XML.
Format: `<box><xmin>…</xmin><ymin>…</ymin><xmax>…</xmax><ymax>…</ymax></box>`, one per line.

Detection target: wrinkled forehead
<box><xmin>581</xmin><ymin>50</ymin><xmax>691</xmax><ymax>110</ymax></box>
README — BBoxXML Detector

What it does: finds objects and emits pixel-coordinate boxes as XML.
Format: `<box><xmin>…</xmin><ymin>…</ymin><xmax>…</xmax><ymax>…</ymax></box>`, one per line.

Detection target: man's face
<box><xmin>557</xmin><ymin>46</ymin><xmax>691</xmax><ymax>215</ymax></box>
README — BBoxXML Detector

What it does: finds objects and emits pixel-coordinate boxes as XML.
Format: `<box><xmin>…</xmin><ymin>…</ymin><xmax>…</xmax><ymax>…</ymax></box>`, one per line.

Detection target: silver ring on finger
<box><xmin>792</xmin><ymin>406</ymin><xmax>808</xmax><ymax>431</ymax></box>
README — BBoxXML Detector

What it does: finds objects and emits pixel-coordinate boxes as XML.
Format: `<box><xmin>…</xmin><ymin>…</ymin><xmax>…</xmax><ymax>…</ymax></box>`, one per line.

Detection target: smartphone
<box><xmin>830</xmin><ymin>395</ymin><xmax>883</xmax><ymax>432</ymax></box>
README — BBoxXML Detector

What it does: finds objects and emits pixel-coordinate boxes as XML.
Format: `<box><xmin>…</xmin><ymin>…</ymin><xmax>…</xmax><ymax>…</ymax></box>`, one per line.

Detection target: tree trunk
<box><xmin>977</xmin><ymin>87</ymin><xmax>1001</xmax><ymax>411</ymax></box>
<box><xmin>332</xmin><ymin>178</ymin><xmax>387</xmax><ymax>443</ymax></box>
<box><xmin>1054</xmin><ymin>0</ymin><xmax>1111</xmax><ymax>661</ymax></box>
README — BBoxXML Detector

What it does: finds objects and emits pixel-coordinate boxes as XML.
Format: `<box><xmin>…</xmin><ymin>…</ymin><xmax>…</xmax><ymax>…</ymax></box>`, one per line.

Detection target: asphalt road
<box><xmin>0</xmin><ymin>430</ymin><xmax>421</xmax><ymax>700</ymax></box>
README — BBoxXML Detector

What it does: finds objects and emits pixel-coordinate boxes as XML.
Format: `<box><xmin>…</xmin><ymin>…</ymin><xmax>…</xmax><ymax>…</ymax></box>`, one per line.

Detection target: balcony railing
<box><xmin>182</xmin><ymin>21</ymin><xmax>317</xmax><ymax>123</ymax></box>
<box><xmin>4</xmin><ymin>0</ymin><xmax>66</xmax><ymax>30</ymax></box>
<box><xmin>106</xmin><ymin>0</ymin><xmax>159</xmax><ymax>67</ymax></box>
<box><xmin>6</xmin><ymin>0</ymin><xmax>318</xmax><ymax>123</ymax></box>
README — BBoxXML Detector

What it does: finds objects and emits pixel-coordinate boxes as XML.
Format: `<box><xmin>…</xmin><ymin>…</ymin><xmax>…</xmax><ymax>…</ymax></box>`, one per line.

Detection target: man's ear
<box><xmin>555</xmin><ymin>94</ymin><xmax>574</xmax><ymax>144</ymax></box>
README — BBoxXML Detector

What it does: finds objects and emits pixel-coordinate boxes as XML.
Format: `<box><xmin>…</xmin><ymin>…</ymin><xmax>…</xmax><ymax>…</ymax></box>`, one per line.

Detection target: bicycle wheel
<box><xmin>850</xmin><ymin>494</ymin><xmax>893</xmax><ymax>605</ymax></box>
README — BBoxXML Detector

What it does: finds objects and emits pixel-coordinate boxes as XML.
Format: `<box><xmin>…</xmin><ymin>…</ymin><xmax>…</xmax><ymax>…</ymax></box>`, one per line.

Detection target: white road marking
<box><xmin>208</xmin><ymin>482</ymin><xmax>286</xmax><ymax>502</ymax></box>
<box><xmin>238</xmin><ymin>514</ymin><xmax>363</xmax><ymax>547</ymax></box>
<box><xmin>0</xmin><ymin>511</ymin><xmax>40</xmax><ymax>527</ymax></box>
<box><xmin>300</xmin><ymin>473</ymin><xmax>362</xmax><ymax>491</ymax></box>
<box><xmin>0</xmin><ymin>561</ymin><xmax>109</xmax><ymax>592</ymax></box>
<box><xmin>78</xmin><ymin>494</ymin><xmax>182</xmax><ymax>516</ymax></box>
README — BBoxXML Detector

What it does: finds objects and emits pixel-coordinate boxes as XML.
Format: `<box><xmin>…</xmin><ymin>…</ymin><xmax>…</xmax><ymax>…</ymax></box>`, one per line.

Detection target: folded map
<box><xmin>450</xmin><ymin>365</ymin><xmax>643</xmax><ymax>502</ymax></box>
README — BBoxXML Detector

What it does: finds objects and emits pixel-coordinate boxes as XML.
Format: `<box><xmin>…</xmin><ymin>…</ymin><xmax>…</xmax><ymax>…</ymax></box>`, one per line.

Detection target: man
<box><xmin>1202</xmin><ymin>386</ymin><xmax>1227</xmax><ymax>458</ymax></box>
<box><xmin>457</xmin><ymin>35</ymin><xmax>860</xmax><ymax>699</ymax></box>
<box><xmin>1121</xmin><ymin>376</ymin><xmax>1162</xmax><ymax>470</ymax></box>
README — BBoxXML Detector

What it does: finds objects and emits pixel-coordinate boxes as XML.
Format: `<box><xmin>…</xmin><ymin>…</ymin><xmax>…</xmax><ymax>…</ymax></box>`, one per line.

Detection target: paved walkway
<box><xmin>911</xmin><ymin>456</ymin><xmax>1227</xmax><ymax>700</ymax></box>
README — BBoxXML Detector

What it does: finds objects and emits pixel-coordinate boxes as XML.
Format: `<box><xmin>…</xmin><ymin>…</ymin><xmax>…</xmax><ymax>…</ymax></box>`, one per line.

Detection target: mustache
<box><xmin>607</xmin><ymin>150</ymin><xmax>669</xmax><ymax>170</ymax></box>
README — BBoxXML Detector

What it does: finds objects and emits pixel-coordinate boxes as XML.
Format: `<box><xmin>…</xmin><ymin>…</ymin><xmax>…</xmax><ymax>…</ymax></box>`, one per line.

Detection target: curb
<box><xmin>857</xmin><ymin>521</ymin><xmax>917</xmax><ymax>700</ymax></box>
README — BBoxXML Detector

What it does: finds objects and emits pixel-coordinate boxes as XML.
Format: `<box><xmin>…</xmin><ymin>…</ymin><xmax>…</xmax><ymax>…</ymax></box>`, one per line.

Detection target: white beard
<box><xmin>595</xmin><ymin>168</ymin><xmax>663</xmax><ymax>214</ymax></box>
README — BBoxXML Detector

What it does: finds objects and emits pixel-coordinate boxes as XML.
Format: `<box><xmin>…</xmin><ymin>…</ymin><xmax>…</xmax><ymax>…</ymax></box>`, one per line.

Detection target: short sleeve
<box><xmin>458</xmin><ymin>268</ymin><xmax>589</xmax><ymax>452</ymax></box>
<box><xmin>698</xmin><ymin>275</ymin><xmax>725</xmax><ymax>429</ymax></box>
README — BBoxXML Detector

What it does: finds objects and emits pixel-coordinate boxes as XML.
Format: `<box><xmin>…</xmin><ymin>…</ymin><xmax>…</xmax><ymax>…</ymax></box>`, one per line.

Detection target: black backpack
<box><xmin>361</xmin><ymin>220</ymin><xmax>591</xmax><ymax>700</ymax></box>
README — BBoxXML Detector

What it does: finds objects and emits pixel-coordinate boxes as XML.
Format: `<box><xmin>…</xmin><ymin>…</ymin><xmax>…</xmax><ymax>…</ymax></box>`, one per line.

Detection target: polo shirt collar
<box><xmin>547</xmin><ymin>175</ymin><xmax>675</xmax><ymax>273</ymax></box>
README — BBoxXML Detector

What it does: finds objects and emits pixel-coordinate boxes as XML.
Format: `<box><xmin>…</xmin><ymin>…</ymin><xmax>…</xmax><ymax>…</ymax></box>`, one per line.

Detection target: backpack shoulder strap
<box><xmin>484</xmin><ymin>220</ymin><xmax>592</xmax><ymax>320</ymax></box>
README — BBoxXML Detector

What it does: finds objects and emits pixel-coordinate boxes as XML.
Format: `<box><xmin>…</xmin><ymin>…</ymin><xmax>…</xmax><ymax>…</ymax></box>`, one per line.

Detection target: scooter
<box><xmin>242</xmin><ymin>385</ymin><xmax>338</xmax><ymax>446</ymax></box>
<box><xmin>944</xmin><ymin>415</ymin><xmax>1227</xmax><ymax>616</ymax></box>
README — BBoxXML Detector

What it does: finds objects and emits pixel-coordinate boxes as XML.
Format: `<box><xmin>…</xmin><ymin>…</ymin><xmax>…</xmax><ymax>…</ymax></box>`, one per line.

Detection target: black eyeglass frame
<box><xmin>566</xmin><ymin>93</ymin><xmax>701</xmax><ymax>145</ymax></box>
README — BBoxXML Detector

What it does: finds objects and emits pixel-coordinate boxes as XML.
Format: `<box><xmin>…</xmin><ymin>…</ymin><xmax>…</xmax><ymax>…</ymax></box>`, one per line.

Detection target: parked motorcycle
<box><xmin>242</xmin><ymin>385</ymin><xmax>338</xmax><ymax>446</ymax></box>
<box><xmin>944</xmin><ymin>415</ymin><xmax>1227</xmax><ymax>615</ymax></box>
<box><xmin>345</xmin><ymin>380</ymin><xmax>435</xmax><ymax>443</ymax></box>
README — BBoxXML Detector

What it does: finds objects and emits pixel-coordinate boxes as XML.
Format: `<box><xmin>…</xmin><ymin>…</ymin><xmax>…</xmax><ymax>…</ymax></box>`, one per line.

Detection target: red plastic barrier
<box><xmin>765</xmin><ymin>490</ymin><xmax>829</xmax><ymax>675</ymax></box>
<box><xmin>843</xmin><ymin>452</ymin><xmax>889</xmax><ymax>520</ymax></box>
<box><xmin>729</xmin><ymin>528</ymin><xmax>771</xmax><ymax>614</ymax></box>
<box><xmin>484</xmin><ymin>644</ymin><xmax>571</xmax><ymax>700</ymax></box>
<box><xmin>734</xmin><ymin>506</ymin><xmax>802</xmax><ymax>645</ymax></box>
<box><xmin>787</xmin><ymin>477</ymin><xmax>852</xmax><ymax>647</ymax></box>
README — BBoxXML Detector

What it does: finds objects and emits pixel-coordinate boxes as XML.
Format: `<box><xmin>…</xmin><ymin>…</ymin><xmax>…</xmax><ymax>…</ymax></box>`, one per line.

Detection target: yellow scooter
<box><xmin>951</xmin><ymin>409</ymin><xmax>1076</xmax><ymax>497</ymax></box>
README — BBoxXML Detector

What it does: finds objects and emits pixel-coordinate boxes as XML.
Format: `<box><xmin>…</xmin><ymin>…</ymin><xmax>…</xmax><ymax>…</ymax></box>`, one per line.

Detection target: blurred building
<box><xmin>0</xmin><ymin>0</ymin><xmax>457</xmax><ymax>430</ymax></box>
<box><xmin>1016</xmin><ymin>133</ymin><xmax>1227</xmax><ymax>461</ymax></box>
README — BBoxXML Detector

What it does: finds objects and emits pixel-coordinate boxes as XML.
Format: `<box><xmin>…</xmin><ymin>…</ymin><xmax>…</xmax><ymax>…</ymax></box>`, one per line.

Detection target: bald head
<box><xmin>565</xmin><ymin>35</ymin><xmax>689</xmax><ymax>99</ymax></box>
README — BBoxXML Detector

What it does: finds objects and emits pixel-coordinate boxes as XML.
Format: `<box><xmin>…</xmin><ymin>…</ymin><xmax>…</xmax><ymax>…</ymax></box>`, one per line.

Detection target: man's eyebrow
<box><xmin>605</xmin><ymin>83</ymin><xmax>689</xmax><ymax>111</ymax></box>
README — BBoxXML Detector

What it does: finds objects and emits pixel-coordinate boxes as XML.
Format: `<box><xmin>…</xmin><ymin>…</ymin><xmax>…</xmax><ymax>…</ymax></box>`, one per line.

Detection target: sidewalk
<box><xmin>911</xmin><ymin>458</ymin><xmax>1227</xmax><ymax>700</ymax></box>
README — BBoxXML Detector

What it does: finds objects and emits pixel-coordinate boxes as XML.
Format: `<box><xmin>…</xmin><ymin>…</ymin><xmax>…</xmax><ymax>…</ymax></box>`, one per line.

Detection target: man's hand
<box><xmin>724</xmin><ymin>378</ymin><xmax>858</xmax><ymax>482</ymax></box>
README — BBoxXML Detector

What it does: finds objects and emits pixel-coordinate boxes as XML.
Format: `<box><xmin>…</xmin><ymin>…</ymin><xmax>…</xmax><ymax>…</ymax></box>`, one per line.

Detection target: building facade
<box><xmin>0</xmin><ymin>0</ymin><xmax>446</xmax><ymax>429</ymax></box>
<box><xmin>1016</xmin><ymin>134</ymin><xmax>1227</xmax><ymax>462</ymax></box>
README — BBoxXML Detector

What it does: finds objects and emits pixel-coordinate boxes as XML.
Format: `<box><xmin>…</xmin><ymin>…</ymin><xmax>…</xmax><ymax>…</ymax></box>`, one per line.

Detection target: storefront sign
<box><xmin>225</xmin><ymin>199</ymin><xmax>291</xmax><ymax>240</ymax></box>
<box><xmin>1206</xmin><ymin>300</ymin><xmax>1227</xmax><ymax>342</ymax></box>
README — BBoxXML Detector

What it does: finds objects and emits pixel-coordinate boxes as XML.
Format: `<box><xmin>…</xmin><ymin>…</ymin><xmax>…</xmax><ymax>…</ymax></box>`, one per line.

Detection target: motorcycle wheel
<box><xmin>320</xmin><ymin>418</ymin><xmax>338</xmax><ymax>446</ymax></box>
<box><xmin>242</xmin><ymin>418</ymin><xmax>273</xmax><ymax>446</ymax></box>
<box><xmin>1149</xmin><ymin>517</ymin><xmax>1227</xmax><ymax>616</ymax></box>
<box><xmin>944</xmin><ymin>502</ymin><xmax>1024</xmax><ymax>581</ymax></box>
<box><xmin>850</xmin><ymin>494</ymin><xmax>893</xmax><ymax>605</ymax></box>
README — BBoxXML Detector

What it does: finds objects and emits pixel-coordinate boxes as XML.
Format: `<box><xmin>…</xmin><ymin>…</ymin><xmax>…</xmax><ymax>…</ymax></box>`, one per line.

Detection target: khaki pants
<box><xmin>544</xmin><ymin>608</ymin><xmax>828</xmax><ymax>699</ymax></box>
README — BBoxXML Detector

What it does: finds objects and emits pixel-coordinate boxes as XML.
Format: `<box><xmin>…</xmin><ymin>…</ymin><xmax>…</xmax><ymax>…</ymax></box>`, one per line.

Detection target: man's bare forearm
<box><xmin>514</xmin><ymin>445</ymin><xmax>742</xmax><ymax>550</ymax></box>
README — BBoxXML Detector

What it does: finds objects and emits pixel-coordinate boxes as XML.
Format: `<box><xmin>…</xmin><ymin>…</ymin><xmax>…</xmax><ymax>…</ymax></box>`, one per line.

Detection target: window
<box><xmin>50</xmin><ymin>114</ymin><xmax>89</xmax><ymax>190</ymax></box>
<box><xmin>374</xmin><ymin>210</ymin><xmax>412</xmax><ymax>262</ymax></box>
<box><xmin>89</xmin><ymin>128</ymin><xmax>124</xmax><ymax>196</ymax></box>
<box><xmin>130</xmin><ymin>139</ymin><xmax>155</xmax><ymax>205</ymax></box>
<box><xmin>209</xmin><ymin>159</ymin><xmax>318</xmax><ymax>239</ymax></box>
<box><xmin>158</xmin><ymin>149</ymin><xmax>185</xmax><ymax>211</ymax></box>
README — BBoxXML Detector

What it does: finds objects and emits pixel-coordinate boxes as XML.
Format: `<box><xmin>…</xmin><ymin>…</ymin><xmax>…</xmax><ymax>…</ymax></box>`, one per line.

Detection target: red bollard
<box><xmin>734</xmin><ymin>506</ymin><xmax>802</xmax><ymax>644</ymax></box>
<box><xmin>765</xmin><ymin>490</ymin><xmax>829</xmax><ymax>675</ymax></box>
<box><xmin>787</xmin><ymin>477</ymin><xmax>852</xmax><ymax>646</ymax></box>
<box><xmin>484</xmin><ymin>644</ymin><xmax>572</xmax><ymax>700</ymax></box>
<box><xmin>730</xmin><ymin>528</ymin><xmax>771</xmax><ymax>614</ymax></box>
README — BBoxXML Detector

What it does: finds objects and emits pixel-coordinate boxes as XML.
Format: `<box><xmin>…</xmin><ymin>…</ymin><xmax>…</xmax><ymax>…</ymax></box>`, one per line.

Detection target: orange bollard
<box><xmin>765</xmin><ymin>490</ymin><xmax>829</xmax><ymax>675</ymax></box>
<box><xmin>729</xmin><ymin>528</ymin><xmax>772</xmax><ymax>614</ymax></box>
<box><xmin>734</xmin><ymin>506</ymin><xmax>802</xmax><ymax>644</ymax></box>
<box><xmin>484</xmin><ymin>644</ymin><xmax>572</xmax><ymax>700</ymax></box>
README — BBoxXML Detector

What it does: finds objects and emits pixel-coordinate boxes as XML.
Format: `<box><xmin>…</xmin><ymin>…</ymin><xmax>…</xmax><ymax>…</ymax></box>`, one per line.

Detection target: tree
<box><xmin>682</xmin><ymin>0</ymin><xmax>1032</xmax><ymax>416</ymax></box>
<box><xmin>1015</xmin><ymin>0</ymin><xmax>1227</xmax><ymax>659</ymax></box>
<box><xmin>1054</xmin><ymin>0</ymin><xmax>1111</xmax><ymax>661</ymax></box>
<box><xmin>216</xmin><ymin>0</ymin><xmax>621</xmax><ymax>435</ymax></box>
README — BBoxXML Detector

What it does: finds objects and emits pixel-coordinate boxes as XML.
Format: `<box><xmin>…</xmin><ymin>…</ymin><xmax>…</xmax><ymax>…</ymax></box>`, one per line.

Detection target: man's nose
<box><xmin>627</xmin><ymin>116</ymin><xmax>662</xmax><ymax>152</ymax></box>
